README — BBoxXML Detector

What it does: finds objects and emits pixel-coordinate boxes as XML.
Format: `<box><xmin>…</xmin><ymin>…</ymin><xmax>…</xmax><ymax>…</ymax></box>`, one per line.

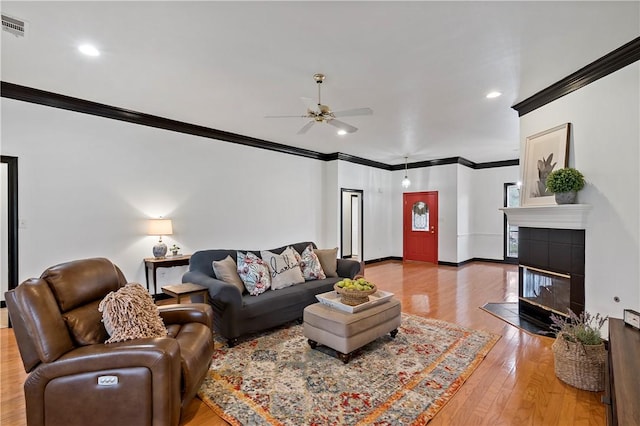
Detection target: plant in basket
<box><xmin>550</xmin><ymin>309</ymin><xmax>608</xmax><ymax>391</ymax></box>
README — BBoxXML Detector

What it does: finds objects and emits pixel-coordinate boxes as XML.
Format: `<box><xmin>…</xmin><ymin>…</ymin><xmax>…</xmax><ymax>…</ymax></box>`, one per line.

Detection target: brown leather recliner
<box><xmin>5</xmin><ymin>258</ymin><xmax>215</xmax><ymax>426</ymax></box>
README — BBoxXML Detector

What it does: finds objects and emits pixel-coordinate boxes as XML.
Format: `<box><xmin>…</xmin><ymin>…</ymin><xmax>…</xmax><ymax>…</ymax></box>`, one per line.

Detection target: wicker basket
<box><xmin>334</xmin><ymin>283</ymin><xmax>377</xmax><ymax>306</ymax></box>
<box><xmin>551</xmin><ymin>335</ymin><xmax>606</xmax><ymax>392</ymax></box>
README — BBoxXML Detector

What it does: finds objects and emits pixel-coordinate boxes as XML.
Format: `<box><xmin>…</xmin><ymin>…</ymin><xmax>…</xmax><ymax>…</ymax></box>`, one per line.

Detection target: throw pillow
<box><xmin>261</xmin><ymin>247</ymin><xmax>305</xmax><ymax>290</ymax></box>
<box><xmin>212</xmin><ymin>255</ymin><xmax>245</xmax><ymax>294</ymax></box>
<box><xmin>314</xmin><ymin>247</ymin><xmax>339</xmax><ymax>277</ymax></box>
<box><xmin>293</xmin><ymin>244</ymin><xmax>327</xmax><ymax>281</ymax></box>
<box><xmin>98</xmin><ymin>283</ymin><xmax>167</xmax><ymax>344</ymax></box>
<box><xmin>236</xmin><ymin>251</ymin><xmax>271</xmax><ymax>296</ymax></box>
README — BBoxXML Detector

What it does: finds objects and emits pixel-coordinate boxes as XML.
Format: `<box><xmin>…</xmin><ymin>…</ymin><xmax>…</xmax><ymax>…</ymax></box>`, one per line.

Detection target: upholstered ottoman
<box><xmin>303</xmin><ymin>298</ymin><xmax>402</xmax><ymax>363</ymax></box>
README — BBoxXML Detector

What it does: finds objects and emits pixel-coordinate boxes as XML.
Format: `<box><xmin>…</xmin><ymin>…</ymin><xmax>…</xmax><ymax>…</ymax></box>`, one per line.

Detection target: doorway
<box><xmin>340</xmin><ymin>188</ymin><xmax>363</xmax><ymax>262</ymax></box>
<box><xmin>1</xmin><ymin>156</ymin><xmax>18</xmax><ymax>320</ymax></box>
<box><xmin>504</xmin><ymin>182</ymin><xmax>519</xmax><ymax>263</ymax></box>
<box><xmin>403</xmin><ymin>191</ymin><xmax>438</xmax><ymax>263</ymax></box>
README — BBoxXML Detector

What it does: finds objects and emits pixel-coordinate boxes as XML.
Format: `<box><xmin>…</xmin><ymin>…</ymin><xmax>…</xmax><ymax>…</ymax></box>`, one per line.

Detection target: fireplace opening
<box><xmin>520</xmin><ymin>265</ymin><xmax>570</xmax><ymax>316</ymax></box>
<box><xmin>517</xmin><ymin>227</ymin><xmax>585</xmax><ymax>329</ymax></box>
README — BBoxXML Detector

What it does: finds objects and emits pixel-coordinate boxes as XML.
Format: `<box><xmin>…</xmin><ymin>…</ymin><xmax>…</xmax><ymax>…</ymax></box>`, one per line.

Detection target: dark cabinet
<box><xmin>604</xmin><ymin>318</ymin><xmax>640</xmax><ymax>426</ymax></box>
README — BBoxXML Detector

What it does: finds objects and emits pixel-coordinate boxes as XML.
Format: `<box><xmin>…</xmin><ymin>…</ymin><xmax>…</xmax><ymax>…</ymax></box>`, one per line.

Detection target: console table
<box><xmin>604</xmin><ymin>318</ymin><xmax>640</xmax><ymax>425</ymax></box>
<box><xmin>144</xmin><ymin>255</ymin><xmax>191</xmax><ymax>296</ymax></box>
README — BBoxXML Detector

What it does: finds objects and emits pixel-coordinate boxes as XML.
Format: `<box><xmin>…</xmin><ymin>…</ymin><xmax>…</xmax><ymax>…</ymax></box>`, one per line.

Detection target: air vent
<box><xmin>2</xmin><ymin>14</ymin><xmax>25</xmax><ymax>37</ymax></box>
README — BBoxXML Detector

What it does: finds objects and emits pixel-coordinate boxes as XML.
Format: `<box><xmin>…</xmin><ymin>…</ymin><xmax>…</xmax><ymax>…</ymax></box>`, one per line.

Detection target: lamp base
<box><xmin>153</xmin><ymin>242</ymin><xmax>168</xmax><ymax>258</ymax></box>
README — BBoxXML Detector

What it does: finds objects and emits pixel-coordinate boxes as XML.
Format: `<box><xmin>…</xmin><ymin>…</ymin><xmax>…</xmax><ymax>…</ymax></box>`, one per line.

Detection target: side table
<box><xmin>161</xmin><ymin>283</ymin><xmax>209</xmax><ymax>304</ymax></box>
<box><xmin>144</xmin><ymin>255</ymin><xmax>191</xmax><ymax>296</ymax></box>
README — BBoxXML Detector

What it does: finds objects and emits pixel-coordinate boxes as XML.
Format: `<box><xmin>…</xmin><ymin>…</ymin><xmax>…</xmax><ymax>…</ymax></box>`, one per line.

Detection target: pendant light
<box><xmin>401</xmin><ymin>156</ymin><xmax>411</xmax><ymax>189</ymax></box>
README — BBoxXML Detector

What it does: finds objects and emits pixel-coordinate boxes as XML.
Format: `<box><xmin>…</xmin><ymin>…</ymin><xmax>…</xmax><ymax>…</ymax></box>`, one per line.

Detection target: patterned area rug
<box><xmin>198</xmin><ymin>313</ymin><xmax>500</xmax><ymax>425</ymax></box>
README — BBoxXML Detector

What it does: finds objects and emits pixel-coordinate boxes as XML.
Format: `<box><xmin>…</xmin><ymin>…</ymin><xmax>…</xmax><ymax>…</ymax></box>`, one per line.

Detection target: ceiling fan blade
<box><xmin>327</xmin><ymin>119</ymin><xmax>358</xmax><ymax>133</ymax></box>
<box><xmin>297</xmin><ymin>121</ymin><xmax>316</xmax><ymax>134</ymax></box>
<box><xmin>265</xmin><ymin>114</ymin><xmax>307</xmax><ymax>118</ymax></box>
<box><xmin>332</xmin><ymin>107</ymin><xmax>373</xmax><ymax>118</ymax></box>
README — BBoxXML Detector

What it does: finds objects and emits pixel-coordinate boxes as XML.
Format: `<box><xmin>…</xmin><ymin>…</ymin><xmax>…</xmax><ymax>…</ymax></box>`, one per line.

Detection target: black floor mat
<box><xmin>481</xmin><ymin>302</ymin><xmax>555</xmax><ymax>337</ymax></box>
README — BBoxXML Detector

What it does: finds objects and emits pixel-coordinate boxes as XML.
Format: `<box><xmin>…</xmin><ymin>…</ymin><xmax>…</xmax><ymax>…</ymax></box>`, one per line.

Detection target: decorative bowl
<box><xmin>334</xmin><ymin>282</ymin><xmax>377</xmax><ymax>306</ymax></box>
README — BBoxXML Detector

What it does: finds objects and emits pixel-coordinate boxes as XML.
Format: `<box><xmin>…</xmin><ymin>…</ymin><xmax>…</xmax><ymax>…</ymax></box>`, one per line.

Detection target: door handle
<box><xmin>430</xmin><ymin>226</ymin><xmax>435</xmax><ymax>234</ymax></box>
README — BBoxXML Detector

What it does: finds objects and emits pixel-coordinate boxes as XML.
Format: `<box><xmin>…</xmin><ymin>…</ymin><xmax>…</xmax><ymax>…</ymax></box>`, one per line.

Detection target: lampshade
<box><xmin>148</xmin><ymin>219</ymin><xmax>173</xmax><ymax>236</ymax></box>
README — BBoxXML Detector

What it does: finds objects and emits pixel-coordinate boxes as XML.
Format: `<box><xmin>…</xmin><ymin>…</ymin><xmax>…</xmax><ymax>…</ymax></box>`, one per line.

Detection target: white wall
<box><xmin>1</xmin><ymin>97</ymin><xmax>519</xmax><ymax>290</ymax></box>
<box><xmin>389</xmin><ymin>163</ymin><xmax>517</xmax><ymax>263</ymax></box>
<box><xmin>391</xmin><ymin>164</ymin><xmax>459</xmax><ymax>263</ymax></box>
<box><xmin>1</xmin><ymin>98</ymin><xmax>327</xmax><ymax>288</ymax></box>
<box><xmin>321</xmin><ymin>160</ymin><xmax>339</xmax><ymax>250</ymax></box>
<box><xmin>457</xmin><ymin>165</ymin><xmax>473</xmax><ymax>261</ymax></box>
<box><xmin>471</xmin><ymin>166</ymin><xmax>519</xmax><ymax>260</ymax></box>
<box><xmin>336</xmin><ymin>160</ymin><xmax>393</xmax><ymax>262</ymax></box>
<box><xmin>519</xmin><ymin>63</ymin><xmax>640</xmax><ymax>318</ymax></box>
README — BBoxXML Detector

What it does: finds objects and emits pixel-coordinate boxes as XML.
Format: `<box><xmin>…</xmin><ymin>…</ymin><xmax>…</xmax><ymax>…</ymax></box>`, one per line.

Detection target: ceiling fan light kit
<box><xmin>266</xmin><ymin>73</ymin><xmax>373</xmax><ymax>135</ymax></box>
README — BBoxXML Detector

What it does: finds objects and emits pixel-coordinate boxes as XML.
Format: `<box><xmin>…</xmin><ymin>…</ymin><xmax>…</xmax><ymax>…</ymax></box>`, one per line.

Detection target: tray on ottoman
<box><xmin>316</xmin><ymin>290</ymin><xmax>394</xmax><ymax>313</ymax></box>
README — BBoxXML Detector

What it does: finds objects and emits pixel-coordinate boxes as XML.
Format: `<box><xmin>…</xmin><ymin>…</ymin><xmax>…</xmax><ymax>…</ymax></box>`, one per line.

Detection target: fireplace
<box><xmin>518</xmin><ymin>227</ymin><xmax>585</xmax><ymax>325</ymax></box>
<box><xmin>520</xmin><ymin>266</ymin><xmax>570</xmax><ymax>314</ymax></box>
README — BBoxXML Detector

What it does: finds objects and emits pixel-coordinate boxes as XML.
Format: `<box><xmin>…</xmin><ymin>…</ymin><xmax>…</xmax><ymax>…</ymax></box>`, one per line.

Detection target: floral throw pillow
<box><xmin>293</xmin><ymin>244</ymin><xmax>327</xmax><ymax>281</ymax></box>
<box><xmin>236</xmin><ymin>251</ymin><xmax>271</xmax><ymax>296</ymax></box>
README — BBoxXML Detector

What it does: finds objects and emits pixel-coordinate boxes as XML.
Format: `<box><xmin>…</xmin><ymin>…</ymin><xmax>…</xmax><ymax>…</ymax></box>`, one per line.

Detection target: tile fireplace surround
<box><xmin>501</xmin><ymin>205</ymin><xmax>591</xmax><ymax>324</ymax></box>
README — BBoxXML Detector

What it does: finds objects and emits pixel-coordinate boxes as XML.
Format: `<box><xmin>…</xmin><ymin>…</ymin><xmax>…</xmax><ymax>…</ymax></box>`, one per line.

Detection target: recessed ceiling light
<box><xmin>337</xmin><ymin>129</ymin><xmax>347</xmax><ymax>136</ymax></box>
<box><xmin>78</xmin><ymin>44</ymin><xmax>100</xmax><ymax>57</ymax></box>
<box><xmin>486</xmin><ymin>91</ymin><xmax>501</xmax><ymax>99</ymax></box>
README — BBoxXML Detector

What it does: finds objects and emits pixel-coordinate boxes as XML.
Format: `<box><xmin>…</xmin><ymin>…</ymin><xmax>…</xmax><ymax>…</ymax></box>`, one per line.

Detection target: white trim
<box><xmin>500</xmin><ymin>204</ymin><xmax>591</xmax><ymax>229</ymax></box>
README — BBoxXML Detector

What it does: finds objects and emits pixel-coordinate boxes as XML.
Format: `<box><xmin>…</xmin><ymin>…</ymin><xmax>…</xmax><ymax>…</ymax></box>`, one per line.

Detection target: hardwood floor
<box><xmin>0</xmin><ymin>261</ymin><xmax>605</xmax><ymax>425</ymax></box>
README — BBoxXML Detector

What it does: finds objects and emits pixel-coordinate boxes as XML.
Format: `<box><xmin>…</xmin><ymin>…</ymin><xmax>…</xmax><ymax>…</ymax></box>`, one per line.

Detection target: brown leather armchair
<box><xmin>5</xmin><ymin>258</ymin><xmax>215</xmax><ymax>426</ymax></box>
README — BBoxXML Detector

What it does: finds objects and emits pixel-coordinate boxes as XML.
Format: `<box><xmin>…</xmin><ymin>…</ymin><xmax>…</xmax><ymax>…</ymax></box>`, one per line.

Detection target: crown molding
<box><xmin>324</xmin><ymin>152</ymin><xmax>392</xmax><ymax>170</ymax></box>
<box><xmin>390</xmin><ymin>157</ymin><xmax>518</xmax><ymax>170</ymax></box>
<box><xmin>512</xmin><ymin>36</ymin><xmax>640</xmax><ymax>117</ymax></box>
<box><xmin>474</xmin><ymin>159</ymin><xmax>519</xmax><ymax>169</ymax></box>
<box><xmin>2</xmin><ymin>81</ymin><xmax>516</xmax><ymax>170</ymax></box>
<box><xmin>0</xmin><ymin>81</ymin><xmax>326</xmax><ymax>161</ymax></box>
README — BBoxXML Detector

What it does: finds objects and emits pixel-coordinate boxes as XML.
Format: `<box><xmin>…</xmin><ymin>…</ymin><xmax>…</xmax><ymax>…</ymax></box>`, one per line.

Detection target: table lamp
<box><xmin>148</xmin><ymin>219</ymin><xmax>173</xmax><ymax>258</ymax></box>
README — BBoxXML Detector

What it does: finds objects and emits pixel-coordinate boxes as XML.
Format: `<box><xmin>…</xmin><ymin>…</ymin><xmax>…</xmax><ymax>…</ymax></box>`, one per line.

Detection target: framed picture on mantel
<box><xmin>522</xmin><ymin>123</ymin><xmax>570</xmax><ymax>206</ymax></box>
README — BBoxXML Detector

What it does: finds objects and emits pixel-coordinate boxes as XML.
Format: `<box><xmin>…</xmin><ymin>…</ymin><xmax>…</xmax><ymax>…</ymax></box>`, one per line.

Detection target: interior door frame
<box><xmin>350</xmin><ymin>194</ymin><xmax>359</xmax><ymax>256</ymax></box>
<box><xmin>340</xmin><ymin>188</ymin><xmax>363</xmax><ymax>262</ymax></box>
<box><xmin>1</xmin><ymin>155</ymin><xmax>19</xmax><ymax>307</ymax></box>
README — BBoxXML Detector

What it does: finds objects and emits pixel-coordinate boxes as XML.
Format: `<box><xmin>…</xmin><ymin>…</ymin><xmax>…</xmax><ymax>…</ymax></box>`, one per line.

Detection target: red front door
<box><xmin>403</xmin><ymin>191</ymin><xmax>438</xmax><ymax>263</ymax></box>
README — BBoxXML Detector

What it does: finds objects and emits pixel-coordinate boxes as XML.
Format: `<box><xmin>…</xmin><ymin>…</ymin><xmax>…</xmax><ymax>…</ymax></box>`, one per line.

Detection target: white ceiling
<box><xmin>2</xmin><ymin>1</ymin><xmax>638</xmax><ymax>165</ymax></box>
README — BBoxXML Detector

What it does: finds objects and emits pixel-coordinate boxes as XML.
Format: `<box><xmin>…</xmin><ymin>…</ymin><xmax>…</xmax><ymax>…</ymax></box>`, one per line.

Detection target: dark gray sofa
<box><xmin>182</xmin><ymin>241</ymin><xmax>361</xmax><ymax>346</ymax></box>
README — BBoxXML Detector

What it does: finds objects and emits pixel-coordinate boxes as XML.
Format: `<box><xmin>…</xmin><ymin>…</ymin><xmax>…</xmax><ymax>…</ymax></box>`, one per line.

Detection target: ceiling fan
<box><xmin>265</xmin><ymin>73</ymin><xmax>373</xmax><ymax>135</ymax></box>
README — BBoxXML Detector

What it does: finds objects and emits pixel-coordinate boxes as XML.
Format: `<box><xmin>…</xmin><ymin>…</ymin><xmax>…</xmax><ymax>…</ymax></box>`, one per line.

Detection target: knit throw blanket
<box><xmin>98</xmin><ymin>282</ymin><xmax>167</xmax><ymax>343</ymax></box>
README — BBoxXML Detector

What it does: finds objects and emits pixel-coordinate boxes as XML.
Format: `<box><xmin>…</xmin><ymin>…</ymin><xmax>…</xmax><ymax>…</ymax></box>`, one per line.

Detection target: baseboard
<box><xmin>364</xmin><ymin>257</ymin><xmax>512</xmax><ymax>267</ymax></box>
<box><xmin>365</xmin><ymin>256</ymin><xmax>402</xmax><ymax>265</ymax></box>
<box><xmin>439</xmin><ymin>257</ymin><xmax>513</xmax><ymax>267</ymax></box>
<box><xmin>438</xmin><ymin>260</ymin><xmax>463</xmax><ymax>267</ymax></box>
<box><xmin>0</xmin><ymin>300</ymin><xmax>5</xmax><ymax>308</ymax></box>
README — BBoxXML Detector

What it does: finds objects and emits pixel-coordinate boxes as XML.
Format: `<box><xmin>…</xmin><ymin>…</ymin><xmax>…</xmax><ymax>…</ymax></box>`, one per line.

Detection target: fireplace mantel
<box><xmin>500</xmin><ymin>204</ymin><xmax>591</xmax><ymax>230</ymax></box>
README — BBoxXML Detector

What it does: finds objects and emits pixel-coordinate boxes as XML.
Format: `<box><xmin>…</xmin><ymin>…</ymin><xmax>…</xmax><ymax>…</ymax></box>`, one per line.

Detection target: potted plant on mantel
<box><xmin>545</xmin><ymin>167</ymin><xmax>585</xmax><ymax>204</ymax></box>
<box><xmin>550</xmin><ymin>310</ymin><xmax>607</xmax><ymax>392</ymax></box>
